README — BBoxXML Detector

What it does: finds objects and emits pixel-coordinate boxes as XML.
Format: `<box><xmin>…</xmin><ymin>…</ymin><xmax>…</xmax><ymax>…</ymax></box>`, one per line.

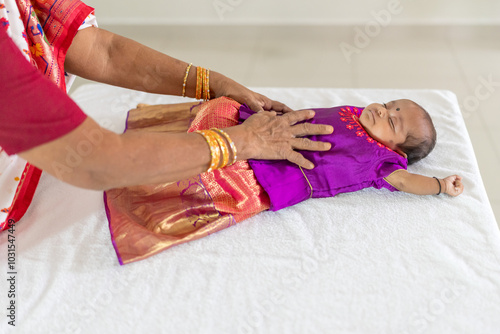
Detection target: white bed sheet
<box><xmin>1</xmin><ymin>84</ymin><xmax>500</xmax><ymax>334</ymax></box>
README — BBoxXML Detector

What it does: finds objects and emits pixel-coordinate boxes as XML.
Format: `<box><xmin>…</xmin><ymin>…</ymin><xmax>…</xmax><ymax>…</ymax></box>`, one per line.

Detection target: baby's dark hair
<box><xmin>396</xmin><ymin>102</ymin><xmax>436</xmax><ymax>165</ymax></box>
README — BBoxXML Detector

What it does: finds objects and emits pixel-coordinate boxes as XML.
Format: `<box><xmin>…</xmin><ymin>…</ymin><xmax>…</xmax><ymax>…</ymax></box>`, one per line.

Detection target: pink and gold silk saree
<box><xmin>104</xmin><ymin>97</ymin><xmax>270</xmax><ymax>265</ymax></box>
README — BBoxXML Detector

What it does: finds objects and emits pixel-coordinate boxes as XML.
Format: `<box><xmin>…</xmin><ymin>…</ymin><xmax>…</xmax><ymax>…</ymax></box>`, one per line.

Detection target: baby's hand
<box><xmin>443</xmin><ymin>175</ymin><xmax>464</xmax><ymax>196</ymax></box>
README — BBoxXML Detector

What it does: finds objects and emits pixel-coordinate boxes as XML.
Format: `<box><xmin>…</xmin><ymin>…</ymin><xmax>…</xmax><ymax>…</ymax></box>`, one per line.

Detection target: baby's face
<box><xmin>358</xmin><ymin>99</ymin><xmax>427</xmax><ymax>155</ymax></box>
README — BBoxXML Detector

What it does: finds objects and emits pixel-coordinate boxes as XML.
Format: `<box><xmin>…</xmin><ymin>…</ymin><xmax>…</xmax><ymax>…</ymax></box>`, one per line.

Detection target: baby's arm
<box><xmin>384</xmin><ymin>170</ymin><xmax>464</xmax><ymax>196</ymax></box>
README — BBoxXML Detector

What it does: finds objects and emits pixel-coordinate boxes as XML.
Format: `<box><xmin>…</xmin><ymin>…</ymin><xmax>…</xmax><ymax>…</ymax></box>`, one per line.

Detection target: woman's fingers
<box><xmin>213</xmin><ymin>74</ymin><xmax>294</xmax><ymax>113</ymax></box>
<box><xmin>283</xmin><ymin>109</ymin><xmax>334</xmax><ymax>136</ymax></box>
<box><xmin>282</xmin><ymin>109</ymin><xmax>316</xmax><ymax>124</ymax></box>
<box><xmin>292</xmin><ymin>121</ymin><xmax>334</xmax><ymax>137</ymax></box>
<box><xmin>284</xmin><ymin>150</ymin><xmax>315</xmax><ymax>170</ymax></box>
<box><xmin>292</xmin><ymin>137</ymin><xmax>332</xmax><ymax>151</ymax></box>
<box><xmin>233</xmin><ymin>106</ymin><xmax>335</xmax><ymax>167</ymax></box>
<box><xmin>245</xmin><ymin>100</ymin><xmax>265</xmax><ymax>113</ymax></box>
<box><xmin>266</xmin><ymin>99</ymin><xmax>294</xmax><ymax>113</ymax></box>
<box><xmin>284</xmin><ymin>138</ymin><xmax>331</xmax><ymax>169</ymax></box>
<box><xmin>246</xmin><ymin>97</ymin><xmax>294</xmax><ymax>114</ymax></box>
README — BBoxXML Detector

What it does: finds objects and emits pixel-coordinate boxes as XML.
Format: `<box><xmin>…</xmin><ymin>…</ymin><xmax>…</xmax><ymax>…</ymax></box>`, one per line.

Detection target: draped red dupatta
<box><xmin>1</xmin><ymin>0</ymin><xmax>93</xmax><ymax>229</ymax></box>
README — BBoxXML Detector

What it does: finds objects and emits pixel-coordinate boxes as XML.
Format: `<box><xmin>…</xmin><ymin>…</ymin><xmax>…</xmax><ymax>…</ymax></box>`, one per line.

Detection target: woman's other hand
<box><xmin>225</xmin><ymin>109</ymin><xmax>334</xmax><ymax>169</ymax></box>
<box><xmin>211</xmin><ymin>72</ymin><xmax>293</xmax><ymax>113</ymax></box>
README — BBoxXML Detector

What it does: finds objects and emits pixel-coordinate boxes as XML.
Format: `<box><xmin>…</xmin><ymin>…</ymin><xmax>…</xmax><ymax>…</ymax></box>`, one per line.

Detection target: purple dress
<box><xmin>239</xmin><ymin>105</ymin><xmax>408</xmax><ymax>211</ymax></box>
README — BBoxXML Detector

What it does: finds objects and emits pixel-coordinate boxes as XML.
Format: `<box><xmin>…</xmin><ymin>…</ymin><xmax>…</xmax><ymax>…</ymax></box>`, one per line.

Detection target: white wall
<box><xmin>84</xmin><ymin>0</ymin><xmax>500</xmax><ymax>26</ymax></box>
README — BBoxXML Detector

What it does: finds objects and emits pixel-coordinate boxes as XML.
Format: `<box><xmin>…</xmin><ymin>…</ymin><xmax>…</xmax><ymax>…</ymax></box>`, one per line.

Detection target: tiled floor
<box><xmin>72</xmin><ymin>24</ymin><xmax>500</xmax><ymax>226</ymax></box>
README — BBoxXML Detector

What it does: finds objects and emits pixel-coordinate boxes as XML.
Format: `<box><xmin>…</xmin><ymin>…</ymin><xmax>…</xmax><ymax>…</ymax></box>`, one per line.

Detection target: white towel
<box><xmin>0</xmin><ymin>85</ymin><xmax>498</xmax><ymax>334</ymax></box>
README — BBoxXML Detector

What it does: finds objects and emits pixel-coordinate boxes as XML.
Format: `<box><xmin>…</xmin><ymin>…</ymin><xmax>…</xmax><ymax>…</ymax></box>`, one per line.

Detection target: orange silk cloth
<box><xmin>105</xmin><ymin>97</ymin><xmax>270</xmax><ymax>265</ymax></box>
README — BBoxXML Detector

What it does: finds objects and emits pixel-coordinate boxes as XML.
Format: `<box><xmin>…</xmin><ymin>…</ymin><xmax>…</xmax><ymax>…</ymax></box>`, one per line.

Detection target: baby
<box><xmin>105</xmin><ymin>97</ymin><xmax>465</xmax><ymax>264</ymax></box>
<box><xmin>358</xmin><ymin>99</ymin><xmax>463</xmax><ymax>196</ymax></box>
<box><xmin>238</xmin><ymin>98</ymin><xmax>464</xmax><ymax>211</ymax></box>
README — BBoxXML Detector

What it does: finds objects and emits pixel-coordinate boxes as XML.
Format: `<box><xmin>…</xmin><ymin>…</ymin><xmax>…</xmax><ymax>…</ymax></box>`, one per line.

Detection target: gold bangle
<box><xmin>182</xmin><ymin>63</ymin><xmax>192</xmax><ymax>97</ymax></box>
<box><xmin>202</xmin><ymin>68</ymin><xmax>207</xmax><ymax>101</ymax></box>
<box><xmin>203</xmin><ymin>68</ymin><xmax>210</xmax><ymax>101</ymax></box>
<box><xmin>195</xmin><ymin>66</ymin><xmax>203</xmax><ymax>100</ymax></box>
<box><xmin>196</xmin><ymin>130</ymin><xmax>221</xmax><ymax>172</ymax></box>
<box><xmin>211</xmin><ymin>128</ymin><xmax>237</xmax><ymax>165</ymax></box>
<box><xmin>210</xmin><ymin>128</ymin><xmax>230</xmax><ymax>168</ymax></box>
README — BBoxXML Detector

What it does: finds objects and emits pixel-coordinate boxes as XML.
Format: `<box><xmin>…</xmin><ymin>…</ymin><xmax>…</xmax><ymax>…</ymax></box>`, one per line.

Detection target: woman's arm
<box><xmin>384</xmin><ymin>170</ymin><xmax>464</xmax><ymax>196</ymax></box>
<box><xmin>18</xmin><ymin>110</ymin><xmax>333</xmax><ymax>190</ymax></box>
<box><xmin>64</xmin><ymin>27</ymin><xmax>291</xmax><ymax>113</ymax></box>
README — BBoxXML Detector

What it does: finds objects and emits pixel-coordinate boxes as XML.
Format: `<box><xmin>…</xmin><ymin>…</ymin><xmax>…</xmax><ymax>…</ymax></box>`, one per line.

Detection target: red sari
<box><xmin>0</xmin><ymin>0</ymin><xmax>94</xmax><ymax>230</ymax></box>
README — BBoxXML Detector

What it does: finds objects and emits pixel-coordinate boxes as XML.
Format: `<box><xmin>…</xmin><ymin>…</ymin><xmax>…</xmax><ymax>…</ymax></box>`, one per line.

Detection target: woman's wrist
<box><xmin>222</xmin><ymin>125</ymin><xmax>254</xmax><ymax>162</ymax></box>
<box><xmin>183</xmin><ymin>67</ymin><xmax>227</xmax><ymax>100</ymax></box>
<box><xmin>208</xmin><ymin>70</ymin><xmax>227</xmax><ymax>99</ymax></box>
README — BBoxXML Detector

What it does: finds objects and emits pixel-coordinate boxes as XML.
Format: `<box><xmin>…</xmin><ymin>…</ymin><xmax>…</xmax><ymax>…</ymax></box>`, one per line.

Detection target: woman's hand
<box><xmin>442</xmin><ymin>175</ymin><xmax>464</xmax><ymax>197</ymax></box>
<box><xmin>225</xmin><ymin>109</ymin><xmax>334</xmax><ymax>169</ymax></box>
<box><xmin>211</xmin><ymin>72</ymin><xmax>293</xmax><ymax>113</ymax></box>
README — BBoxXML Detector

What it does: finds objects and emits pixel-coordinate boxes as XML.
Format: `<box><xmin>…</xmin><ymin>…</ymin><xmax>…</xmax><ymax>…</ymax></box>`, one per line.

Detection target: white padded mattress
<box><xmin>1</xmin><ymin>84</ymin><xmax>499</xmax><ymax>334</ymax></box>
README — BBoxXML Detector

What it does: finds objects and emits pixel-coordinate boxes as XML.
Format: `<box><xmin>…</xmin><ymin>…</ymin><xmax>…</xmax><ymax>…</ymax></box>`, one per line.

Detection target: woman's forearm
<box><xmin>19</xmin><ymin>118</ymin><xmax>211</xmax><ymax>189</ymax></box>
<box><xmin>19</xmin><ymin>110</ymin><xmax>333</xmax><ymax>190</ymax></box>
<box><xmin>65</xmin><ymin>27</ymin><xmax>218</xmax><ymax>98</ymax></box>
<box><xmin>65</xmin><ymin>27</ymin><xmax>298</xmax><ymax>113</ymax></box>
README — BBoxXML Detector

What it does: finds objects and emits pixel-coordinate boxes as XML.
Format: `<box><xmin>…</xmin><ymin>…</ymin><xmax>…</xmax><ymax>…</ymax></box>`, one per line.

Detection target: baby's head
<box><xmin>358</xmin><ymin>99</ymin><xmax>436</xmax><ymax>164</ymax></box>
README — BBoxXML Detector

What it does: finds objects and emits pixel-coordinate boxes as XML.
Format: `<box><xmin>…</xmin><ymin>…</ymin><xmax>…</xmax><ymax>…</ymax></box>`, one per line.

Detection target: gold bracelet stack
<box><xmin>195</xmin><ymin>66</ymin><xmax>210</xmax><ymax>101</ymax></box>
<box><xmin>196</xmin><ymin>129</ymin><xmax>237</xmax><ymax>172</ymax></box>
<box><xmin>183</xmin><ymin>64</ymin><xmax>210</xmax><ymax>101</ymax></box>
<box><xmin>211</xmin><ymin>130</ymin><xmax>230</xmax><ymax>168</ymax></box>
<box><xmin>211</xmin><ymin>128</ymin><xmax>237</xmax><ymax>165</ymax></box>
<box><xmin>195</xmin><ymin>66</ymin><xmax>203</xmax><ymax>100</ymax></box>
